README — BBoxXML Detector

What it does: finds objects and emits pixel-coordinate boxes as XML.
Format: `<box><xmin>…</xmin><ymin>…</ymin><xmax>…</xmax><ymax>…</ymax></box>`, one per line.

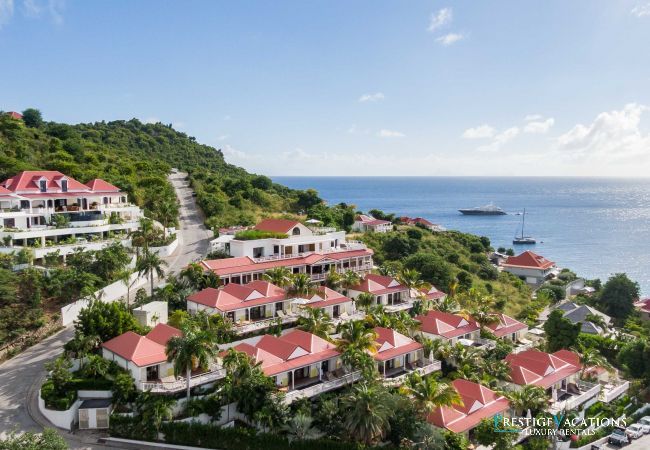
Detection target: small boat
<box><xmin>513</xmin><ymin>208</ymin><xmax>536</xmax><ymax>244</ymax></box>
<box><xmin>458</xmin><ymin>203</ymin><xmax>506</xmax><ymax>216</ymax></box>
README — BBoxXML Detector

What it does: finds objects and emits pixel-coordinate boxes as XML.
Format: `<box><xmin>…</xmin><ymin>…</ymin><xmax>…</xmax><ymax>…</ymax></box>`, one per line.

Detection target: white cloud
<box><xmin>524</xmin><ymin>114</ymin><xmax>543</xmax><ymax>121</ymax></box>
<box><xmin>144</xmin><ymin>117</ymin><xmax>160</xmax><ymax>124</ymax></box>
<box><xmin>222</xmin><ymin>144</ymin><xmax>250</xmax><ymax>160</ymax></box>
<box><xmin>0</xmin><ymin>0</ymin><xmax>14</xmax><ymax>28</ymax></box>
<box><xmin>223</xmin><ymin>115</ymin><xmax>231</xmax><ymax>120</ymax></box>
<box><xmin>217</xmin><ymin>134</ymin><xmax>229</xmax><ymax>141</ymax></box>
<box><xmin>22</xmin><ymin>0</ymin><xmax>40</xmax><ymax>16</ymax></box>
<box><xmin>436</xmin><ymin>33</ymin><xmax>464</xmax><ymax>46</ymax></box>
<box><xmin>377</xmin><ymin>129</ymin><xmax>405</xmax><ymax>138</ymax></box>
<box><xmin>462</xmin><ymin>124</ymin><xmax>495</xmax><ymax>139</ymax></box>
<box><xmin>358</xmin><ymin>92</ymin><xmax>385</xmax><ymax>103</ymax></box>
<box><xmin>428</xmin><ymin>7</ymin><xmax>452</xmax><ymax>32</ymax></box>
<box><xmin>347</xmin><ymin>124</ymin><xmax>369</xmax><ymax>135</ymax></box>
<box><xmin>556</xmin><ymin>103</ymin><xmax>650</xmax><ymax>161</ymax></box>
<box><xmin>477</xmin><ymin>127</ymin><xmax>519</xmax><ymax>152</ymax></box>
<box><xmin>172</xmin><ymin>121</ymin><xmax>185</xmax><ymax>130</ymax></box>
<box><xmin>524</xmin><ymin>117</ymin><xmax>555</xmax><ymax>134</ymax></box>
<box><xmin>631</xmin><ymin>2</ymin><xmax>650</xmax><ymax>17</ymax></box>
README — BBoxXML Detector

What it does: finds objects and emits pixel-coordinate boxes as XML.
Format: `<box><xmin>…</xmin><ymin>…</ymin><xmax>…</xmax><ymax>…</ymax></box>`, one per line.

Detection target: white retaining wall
<box><xmin>38</xmin><ymin>390</ymin><xmax>82</xmax><ymax>431</ymax></box>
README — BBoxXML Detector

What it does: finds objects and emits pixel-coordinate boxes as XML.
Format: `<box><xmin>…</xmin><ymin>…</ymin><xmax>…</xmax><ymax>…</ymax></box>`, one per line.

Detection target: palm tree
<box><xmin>297</xmin><ymin>307</ymin><xmax>333</xmax><ymax>339</ymax></box>
<box><xmin>337</xmin><ymin>320</ymin><xmax>378</xmax><ymax>356</ymax></box>
<box><xmin>156</xmin><ymin>200</ymin><xmax>177</xmax><ymax>238</ymax></box>
<box><xmin>448</xmin><ymin>279</ymin><xmax>459</xmax><ymax>299</ymax></box>
<box><xmin>449</xmin><ymin>342</ymin><xmax>481</xmax><ymax>368</ymax></box>
<box><xmin>287</xmin><ymin>273</ymin><xmax>314</xmax><ymax>297</ymax></box>
<box><xmin>397</xmin><ymin>268</ymin><xmax>426</xmax><ymax>298</ymax></box>
<box><xmin>136</xmin><ymin>249</ymin><xmax>167</xmax><ymax>298</ymax></box>
<box><xmin>116</xmin><ymin>269</ymin><xmax>135</xmax><ymax>311</ymax></box>
<box><xmin>506</xmin><ymin>385</ymin><xmax>549</xmax><ymax>416</ymax></box>
<box><xmin>180</xmin><ymin>262</ymin><xmax>205</xmax><ymax>290</ymax></box>
<box><xmin>199</xmin><ymin>271</ymin><xmax>221</xmax><ymax>289</ymax></box>
<box><xmin>263</xmin><ymin>266</ymin><xmax>293</xmax><ymax>288</ymax></box>
<box><xmin>435</xmin><ymin>296</ymin><xmax>459</xmax><ymax>313</ymax></box>
<box><xmin>325</xmin><ymin>268</ymin><xmax>342</xmax><ymax>290</ymax></box>
<box><xmin>365</xmin><ymin>305</ymin><xmax>392</xmax><ymax>328</ymax></box>
<box><xmin>400</xmin><ymin>373</ymin><xmax>463</xmax><ymax>417</ymax></box>
<box><xmin>165</xmin><ymin>324</ymin><xmax>219</xmax><ymax>401</ymax></box>
<box><xmin>340</xmin><ymin>270</ymin><xmax>361</xmax><ymax>295</ymax></box>
<box><xmin>355</xmin><ymin>292</ymin><xmax>375</xmax><ymax>313</ymax></box>
<box><xmin>131</xmin><ymin>217</ymin><xmax>157</xmax><ymax>253</ymax></box>
<box><xmin>574</xmin><ymin>345</ymin><xmax>613</xmax><ymax>378</ymax></box>
<box><xmin>341</xmin><ymin>383</ymin><xmax>394</xmax><ymax>445</ymax></box>
<box><xmin>282</xmin><ymin>413</ymin><xmax>324</xmax><ymax>442</ymax></box>
<box><xmin>377</xmin><ymin>264</ymin><xmax>397</xmax><ymax>277</ymax></box>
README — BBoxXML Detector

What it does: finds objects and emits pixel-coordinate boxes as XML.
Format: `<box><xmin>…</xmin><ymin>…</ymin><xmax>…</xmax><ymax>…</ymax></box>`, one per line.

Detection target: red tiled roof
<box><xmin>419</xmin><ymin>286</ymin><xmax>446</xmax><ymax>300</ymax></box>
<box><xmin>0</xmin><ymin>186</ymin><xmax>12</xmax><ymax>196</ymax></box>
<box><xmin>356</xmin><ymin>214</ymin><xmax>391</xmax><ymax>226</ymax></box>
<box><xmin>7</xmin><ymin>112</ymin><xmax>22</xmax><ymax>120</ymax></box>
<box><xmin>415</xmin><ymin>311</ymin><xmax>480</xmax><ymax>339</ymax></box>
<box><xmin>428</xmin><ymin>379</ymin><xmax>510</xmax><ymax>433</ymax></box>
<box><xmin>200</xmin><ymin>249</ymin><xmax>373</xmax><ymax>277</ymax></box>
<box><xmin>85</xmin><ymin>179</ymin><xmax>121</xmax><ymax>192</ymax></box>
<box><xmin>187</xmin><ymin>281</ymin><xmax>286</xmax><ymax>312</ymax></box>
<box><xmin>146</xmin><ymin>323</ymin><xmax>182</xmax><ymax>346</ymax></box>
<box><xmin>635</xmin><ymin>298</ymin><xmax>650</xmax><ymax>313</ymax></box>
<box><xmin>350</xmin><ymin>274</ymin><xmax>407</xmax><ymax>295</ymax></box>
<box><xmin>505</xmin><ymin>349</ymin><xmax>580</xmax><ymax>388</ymax></box>
<box><xmin>373</xmin><ymin>327</ymin><xmax>423</xmax><ymax>361</ymax></box>
<box><xmin>303</xmin><ymin>287</ymin><xmax>353</xmax><ymax>309</ymax></box>
<box><xmin>485</xmin><ymin>313</ymin><xmax>528</xmax><ymax>338</ymax></box>
<box><xmin>231</xmin><ymin>329</ymin><xmax>339</xmax><ymax>376</ymax></box>
<box><xmin>101</xmin><ymin>324</ymin><xmax>182</xmax><ymax>367</ymax></box>
<box><xmin>254</xmin><ymin>218</ymin><xmax>300</xmax><ymax>234</ymax></box>
<box><xmin>503</xmin><ymin>251</ymin><xmax>555</xmax><ymax>270</ymax></box>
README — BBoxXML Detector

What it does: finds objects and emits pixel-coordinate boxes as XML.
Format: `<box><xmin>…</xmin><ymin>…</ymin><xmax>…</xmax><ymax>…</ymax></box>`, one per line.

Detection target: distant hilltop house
<box><xmin>635</xmin><ymin>298</ymin><xmax>650</xmax><ymax>321</ymax></box>
<box><xmin>501</xmin><ymin>250</ymin><xmax>557</xmax><ymax>285</ymax></box>
<box><xmin>352</xmin><ymin>214</ymin><xmax>392</xmax><ymax>233</ymax></box>
<box><xmin>6</xmin><ymin>111</ymin><xmax>23</xmax><ymax>120</ymax></box>
<box><xmin>399</xmin><ymin>216</ymin><xmax>445</xmax><ymax>232</ymax></box>
<box><xmin>555</xmin><ymin>301</ymin><xmax>611</xmax><ymax>335</ymax></box>
<box><xmin>0</xmin><ymin>170</ymin><xmax>143</xmax><ymax>263</ymax></box>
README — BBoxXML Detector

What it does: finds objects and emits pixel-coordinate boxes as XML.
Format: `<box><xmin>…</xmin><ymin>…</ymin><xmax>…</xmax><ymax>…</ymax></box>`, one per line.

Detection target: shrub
<box><xmin>234</xmin><ymin>230</ymin><xmax>288</xmax><ymax>240</ymax></box>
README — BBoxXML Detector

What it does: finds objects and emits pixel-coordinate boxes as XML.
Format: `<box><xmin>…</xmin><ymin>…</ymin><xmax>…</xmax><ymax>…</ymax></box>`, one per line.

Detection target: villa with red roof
<box><xmin>201</xmin><ymin>247</ymin><xmax>373</xmax><ymax>286</ymax></box>
<box><xmin>347</xmin><ymin>274</ymin><xmax>412</xmax><ymax>312</ymax></box>
<box><xmin>418</xmin><ymin>286</ymin><xmax>447</xmax><ymax>302</ymax></box>
<box><xmin>372</xmin><ymin>327</ymin><xmax>437</xmax><ymax>378</ymax></box>
<box><xmin>634</xmin><ymin>298</ymin><xmax>650</xmax><ymax>321</ymax></box>
<box><xmin>502</xmin><ymin>251</ymin><xmax>557</xmax><ymax>284</ymax></box>
<box><xmin>186</xmin><ymin>280</ymin><xmax>293</xmax><ymax>325</ymax></box>
<box><xmin>415</xmin><ymin>310</ymin><xmax>481</xmax><ymax>344</ymax></box>
<box><xmin>484</xmin><ymin>313</ymin><xmax>528</xmax><ymax>342</ymax></box>
<box><xmin>428</xmin><ymin>379</ymin><xmax>510</xmax><ymax>435</ymax></box>
<box><xmin>6</xmin><ymin>111</ymin><xmax>23</xmax><ymax>120</ymax></box>
<box><xmin>505</xmin><ymin>349</ymin><xmax>601</xmax><ymax>411</ymax></box>
<box><xmin>101</xmin><ymin>324</ymin><xmax>203</xmax><ymax>392</ymax></box>
<box><xmin>0</xmin><ymin>170</ymin><xmax>142</xmax><ymax>261</ymax></box>
<box><xmin>352</xmin><ymin>214</ymin><xmax>392</xmax><ymax>233</ymax></box>
<box><xmin>399</xmin><ymin>216</ymin><xmax>445</xmax><ymax>232</ymax></box>
<box><xmin>297</xmin><ymin>286</ymin><xmax>356</xmax><ymax>319</ymax></box>
<box><xmin>229</xmin><ymin>329</ymin><xmax>343</xmax><ymax>397</ymax></box>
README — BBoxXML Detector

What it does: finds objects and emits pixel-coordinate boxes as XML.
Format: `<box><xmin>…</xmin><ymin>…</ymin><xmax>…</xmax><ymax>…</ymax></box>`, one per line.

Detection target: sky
<box><xmin>1</xmin><ymin>0</ymin><xmax>650</xmax><ymax>177</ymax></box>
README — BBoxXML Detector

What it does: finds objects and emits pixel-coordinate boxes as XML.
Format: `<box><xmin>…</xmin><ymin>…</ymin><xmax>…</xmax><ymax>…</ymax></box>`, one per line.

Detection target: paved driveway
<box><xmin>0</xmin><ymin>171</ymin><xmax>211</xmax><ymax>448</ymax></box>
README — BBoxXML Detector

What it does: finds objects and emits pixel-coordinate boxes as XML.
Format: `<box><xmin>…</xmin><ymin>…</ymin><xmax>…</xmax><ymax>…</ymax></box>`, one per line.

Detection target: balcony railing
<box><xmin>551</xmin><ymin>380</ymin><xmax>600</xmax><ymax>412</ymax></box>
<box><xmin>601</xmin><ymin>380</ymin><xmax>630</xmax><ymax>403</ymax></box>
<box><xmin>140</xmin><ymin>366</ymin><xmax>226</xmax><ymax>393</ymax></box>
<box><xmin>233</xmin><ymin>314</ymin><xmax>299</xmax><ymax>334</ymax></box>
<box><xmin>382</xmin><ymin>360</ymin><xmax>442</xmax><ymax>387</ymax></box>
<box><xmin>284</xmin><ymin>371</ymin><xmax>362</xmax><ymax>403</ymax></box>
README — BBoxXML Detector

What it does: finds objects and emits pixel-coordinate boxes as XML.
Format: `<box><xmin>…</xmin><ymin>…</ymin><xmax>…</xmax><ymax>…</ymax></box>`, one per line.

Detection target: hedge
<box><xmin>110</xmin><ymin>415</ymin><xmax>373</xmax><ymax>450</ymax></box>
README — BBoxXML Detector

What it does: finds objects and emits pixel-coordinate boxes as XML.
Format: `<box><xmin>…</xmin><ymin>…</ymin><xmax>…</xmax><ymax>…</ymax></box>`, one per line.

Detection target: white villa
<box><xmin>352</xmin><ymin>214</ymin><xmax>392</xmax><ymax>233</ymax></box>
<box><xmin>501</xmin><ymin>250</ymin><xmax>557</xmax><ymax>285</ymax></box>
<box><xmin>297</xmin><ymin>286</ymin><xmax>356</xmax><ymax>319</ymax></box>
<box><xmin>0</xmin><ymin>170</ymin><xmax>142</xmax><ymax>262</ymax></box>
<box><xmin>347</xmin><ymin>274</ymin><xmax>412</xmax><ymax>312</ymax></box>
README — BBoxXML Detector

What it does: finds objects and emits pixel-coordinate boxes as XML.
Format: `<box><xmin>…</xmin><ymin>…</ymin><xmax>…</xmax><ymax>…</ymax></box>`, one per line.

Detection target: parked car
<box><xmin>638</xmin><ymin>416</ymin><xmax>650</xmax><ymax>433</ymax></box>
<box><xmin>608</xmin><ymin>427</ymin><xmax>630</xmax><ymax>446</ymax></box>
<box><xmin>625</xmin><ymin>423</ymin><xmax>644</xmax><ymax>439</ymax></box>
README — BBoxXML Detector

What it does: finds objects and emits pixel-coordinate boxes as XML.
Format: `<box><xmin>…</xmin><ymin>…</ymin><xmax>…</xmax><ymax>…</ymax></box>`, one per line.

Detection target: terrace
<box><xmin>383</xmin><ymin>360</ymin><xmax>442</xmax><ymax>387</ymax></box>
<box><xmin>550</xmin><ymin>380</ymin><xmax>601</xmax><ymax>413</ymax></box>
<box><xmin>140</xmin><ymin>365</ymin><xmax>227</xmax><ymax>393</ymax></box>
<box><xmin>283</xmin><ymin>370</ymin><xmax>362</xmax><ymax>403</ymax></box>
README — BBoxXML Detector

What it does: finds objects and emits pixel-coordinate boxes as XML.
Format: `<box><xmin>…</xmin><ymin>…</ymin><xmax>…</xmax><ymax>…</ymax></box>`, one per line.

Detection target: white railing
<box><xmin>552</xmin><ymin>381</ymin><xmax>600</xmax><ymax>411</ymax></box>
<box><xmin>140</xmin><ymin>367</ymin><xmax>226</xmax><ymax>393</ymax></box>
<box><xmin>382</xmin><ymin>360</ymin><xmax>442</xmax><ymax>387</ymax></box>
<box><xmin>284</xmin><ymin>371</ymin><xmax>362</xmax><ymax>403</ymax></box>
<box><xmin>601</xmin><ymin>381</ymin><xmax>630</xmax><ymax>403</ymax></box>
<box><xmin>233</xmin><ymin>314</ymin><xmax>299</xmax><ymax>334</ymax></box>
<box><xmin>385</xmin><ymin>300</ymin><xmax>415</xmax><ymax>313</ymax></box>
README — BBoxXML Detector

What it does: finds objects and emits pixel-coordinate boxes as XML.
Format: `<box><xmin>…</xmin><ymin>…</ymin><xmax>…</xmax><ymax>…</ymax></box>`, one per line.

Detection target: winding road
<box><xmin>0</xmin><ymin>172</ymin><xmax>211</xmax><ymax>447</ymax></box>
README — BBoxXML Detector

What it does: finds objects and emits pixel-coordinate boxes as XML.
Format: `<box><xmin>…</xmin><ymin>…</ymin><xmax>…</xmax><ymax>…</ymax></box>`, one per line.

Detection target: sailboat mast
<box><xmin>521</xmin><ymin>208</ymin><xmax>526</xmax><ymax>238</ymax></box>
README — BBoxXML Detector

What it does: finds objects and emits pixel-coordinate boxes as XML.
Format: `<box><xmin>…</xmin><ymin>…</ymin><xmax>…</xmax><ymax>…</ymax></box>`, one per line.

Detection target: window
<box><xmin>39</xmin><ymin>180</ymin><xmax>47</xmax><ymax>192</ymax></box>
<box><xmin>61</xmin><ymin>179</ymin><xmax>68</xmax><ymax>192</ymax></box>
<box><xmin>253</xmin><ymin>247</ymin><xmax>264</xmax><ymax>258</ymax></box>
<box><xmin>292</xmin><ymin>227</ymin><xmax>300</xmax><ymax>235</ymax></box>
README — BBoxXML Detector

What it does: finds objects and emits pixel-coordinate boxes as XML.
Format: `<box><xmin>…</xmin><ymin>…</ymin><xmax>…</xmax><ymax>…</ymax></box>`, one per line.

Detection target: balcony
<box><xmin>385</xmin><ymin>299</ymin><xmax>415</xmax><ymax>313</ymax></box>
<box><xmin>139</xmin><ymin>366</ymin><xmax>226</xmax><ymax>393</ymax></box>
<box><xmin>283</xmin><ymin>370</ymin><xmax>362</xmax><ymax>403</ymax></box>
<box><xmin>600</xmin><ymin>380</ymin><xmax>630</xmax><ymax>403</ymax></box>
<box><xmin>233</xmin><ymin>313</ymin><xmax>299</xmax><ymax>334</ymax></box>
<box><xmin>382</xmin><ymin>360</ymin><xmax>442</xmax><ymax>387</ymax></box>
<box><xmin>550</xmin><ymin>380</ymin><xmax>600</xmax><ymax>412</ymax></box>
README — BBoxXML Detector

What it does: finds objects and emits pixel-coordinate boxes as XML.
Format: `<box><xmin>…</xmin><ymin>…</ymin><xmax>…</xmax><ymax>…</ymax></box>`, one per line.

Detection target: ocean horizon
<box><xmin>274</xmin><ymin>176</ymin><xmax>650</xmax><ymax>296</ymax></box>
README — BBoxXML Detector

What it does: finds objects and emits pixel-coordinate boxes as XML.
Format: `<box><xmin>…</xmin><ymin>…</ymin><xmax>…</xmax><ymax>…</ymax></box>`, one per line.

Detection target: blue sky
<box><xmin>2</xmin><ymin>0</ymin><xmax>650</xmax><ymax>176</ymax></box>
